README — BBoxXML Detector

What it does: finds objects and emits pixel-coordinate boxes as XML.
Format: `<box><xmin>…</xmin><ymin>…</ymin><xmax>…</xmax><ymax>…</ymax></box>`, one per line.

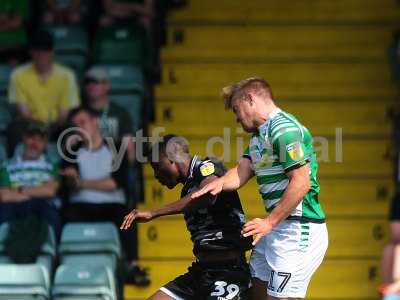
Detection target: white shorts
<box><xmin>249</xmin><ymin>220</ymin><xmax>328</xmax><ymax>298</ymax></box>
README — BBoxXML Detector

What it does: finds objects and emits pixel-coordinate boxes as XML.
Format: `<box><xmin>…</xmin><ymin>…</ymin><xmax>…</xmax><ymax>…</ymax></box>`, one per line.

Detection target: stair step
<box><xmin>143</xmin><ymin>178</ymin><xmax>393</xmax><ymax>218</ymax></box>
<box><xmin>156</xmin><ymin>62</ymin><xmax>396</xmax><ymax>99</ymax></box>
<box><xmin>164</xmin><ymin>25</ymin><xmax>394</xmax><ymax>61</ymax></box>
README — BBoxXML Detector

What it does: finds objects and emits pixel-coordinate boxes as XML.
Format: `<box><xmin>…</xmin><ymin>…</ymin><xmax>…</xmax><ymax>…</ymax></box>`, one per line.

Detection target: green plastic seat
<box><xmin>55</xmin><ymin>54</ymin><xmax>87</xmax><ymax>81</ymax></box>
<box><xmin>94</xmin><ymin>25</ymin><xmax>149</xmax><ymax>66</ymax></box>
<box><xmin>109</xmin><ymin>94</ymin><xmax>143</xmax><ymax>132</ymax></box>
<box><xmin>0</xmin><ymin>223</ymin><xmax>56</xmax><ymax>273</ymax></box>
<box><xmin>60</xmin><ymin>254</ymin><xmax>117</xmax><ymax>272</ymax></box>
<box><xmin>46</xmin><ymin>25</ymin><xmax>89</xmax><ymax>56</ymax></box>
<box><xmin>0</xmin><ymin>264</ymin><xmax>50</xmax><ymax>300</ymax></box>
<box><xmin>52</xmin><ymin>264</ymin><xmax>117</xmax><ymax>300</ymax></box>
<box><xmin>91</xmin><ymin>64</ymin><xmax>144</xmax><ymax>95</ymax></box>
<box><xmin>59</xmin><ymin>223</ymin><xmax>121</xmax><ymax>259</ymax></box>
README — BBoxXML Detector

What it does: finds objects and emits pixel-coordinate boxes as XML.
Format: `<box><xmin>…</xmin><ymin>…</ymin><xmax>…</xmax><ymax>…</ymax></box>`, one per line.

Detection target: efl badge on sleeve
<box><xmin>200</xmin><ymin>162</ymin><xmax>215</xmax><ymax>176</ymax></box>
<box><xmin>286</xmin><ymin>142</ymin><xmax>304</xmax><ymax>161</ymax></box>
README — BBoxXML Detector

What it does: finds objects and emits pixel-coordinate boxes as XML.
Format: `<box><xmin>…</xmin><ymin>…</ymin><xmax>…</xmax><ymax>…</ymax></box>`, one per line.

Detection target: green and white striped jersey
<box><xmin>244</xmin><ymin>108</ymin><xmax>325</xmax><ymax>222</ymax></box>
<box><xmin>0</xmin><ymin>154</ymin><xmax>59</xmax><ymax>188</ymax></box>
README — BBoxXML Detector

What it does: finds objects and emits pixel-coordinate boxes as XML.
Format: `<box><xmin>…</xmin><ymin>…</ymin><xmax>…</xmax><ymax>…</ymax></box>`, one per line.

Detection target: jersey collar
<box><xmin>257</xmin><ymin>107</ymin><xmax>282</xmax><ymax>133</ymax></box>
<box><xmin>188</xmin><ymin>155</ymin><xmax>199</xmax><ymax>180</ymax></box>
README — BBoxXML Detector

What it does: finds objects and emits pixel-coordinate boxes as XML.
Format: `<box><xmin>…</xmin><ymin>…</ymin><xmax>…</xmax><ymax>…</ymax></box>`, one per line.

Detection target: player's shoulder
<box><xmin>269</xmin><ymin>111</ymin><xmax>303</xmax><ymax>139</ymax></box>
<box><xmin>194</xmin><ymin>157</ymin><xmax>225</xmax><ymax>181</ymax></box>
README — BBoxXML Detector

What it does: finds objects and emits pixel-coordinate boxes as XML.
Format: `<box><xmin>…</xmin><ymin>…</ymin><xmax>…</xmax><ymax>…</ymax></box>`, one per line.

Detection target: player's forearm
<box><xmin>150</xmin><ymin>195</ymin><xmax>191</xmax><ymax>219</ymax></box>
<box><xmin>222</xmin><ymin>165</ymin><xmax>252</xmax><ymax>191</ymax></box>
<box><xmin>266</xmin><ymin>176</ymin><xmax>310</xmax><ymax>228</ymax></box>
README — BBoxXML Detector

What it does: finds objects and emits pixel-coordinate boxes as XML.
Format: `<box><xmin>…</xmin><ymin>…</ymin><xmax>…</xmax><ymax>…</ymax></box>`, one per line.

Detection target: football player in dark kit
<box><xmin>120</xmin><ymin>134</ymin><xmax>252</xmax><ymax>300</ymax></box>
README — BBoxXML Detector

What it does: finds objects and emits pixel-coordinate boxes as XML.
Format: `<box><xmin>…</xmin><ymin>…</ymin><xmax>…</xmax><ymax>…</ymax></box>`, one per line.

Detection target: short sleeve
<box><xmin>195</xmin><ymin>160</ymin><xmax>217</xmax><ymax>184</ymax></box>
<box><xmin>8</xmin><ymin>71</ymin><xmax>28</xmax><ymax>104</ymax></box>
<box><xmin>272</xmin><ymin>129</ymin><xmax>309</xmax><ymax>171</ymax></box>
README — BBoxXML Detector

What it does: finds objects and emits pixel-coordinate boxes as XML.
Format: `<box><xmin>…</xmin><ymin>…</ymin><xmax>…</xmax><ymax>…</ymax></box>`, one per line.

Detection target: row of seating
<box><xmin>156</xmin><ymin>62</ymin><xmax>396</xmax><ymax>99</ymax></box>
<box><xmin>44</xmin><ymin>24</ymin><xmax>151</xmax><ymax>80</ymax></box>
<box><xmin>0</xmin><ymin>222</ymin><xmax>121</xmax><ymax>300</ymax></box>
<box><xmin>163</xmin><ymin>25</ymin><xmax>395</xmax><ymax>62</ymax></box>
<box><xmin>143</xmin><ymin>177</ymin><xmax>393</xmax><ymax>217</ymax></box>
<box><xmin>0</xmin><ymin>63</ymin><xmax>144</xmax><ymax>134</ymax></box>
<box><xmin>168</xmin><ymin>0</ymin><xmax>400</xmax><ymax>23</ymax></box>
<box><xmin>134</xmin><ymin>216</ymin><xmax>388</xmax><ymax>259</ymax></box>
<box><xmin>153</xmin><ymin>98</ymin><xmax>394</xmax><ymax>137</ymax></box>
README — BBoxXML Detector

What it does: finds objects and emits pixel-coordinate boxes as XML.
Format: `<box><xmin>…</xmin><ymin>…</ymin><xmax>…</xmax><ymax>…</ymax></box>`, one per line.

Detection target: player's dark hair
<box><xmin>147</xmin><ymin>134</ymin><xmax>190</xmax><ymax>163</ymax></box>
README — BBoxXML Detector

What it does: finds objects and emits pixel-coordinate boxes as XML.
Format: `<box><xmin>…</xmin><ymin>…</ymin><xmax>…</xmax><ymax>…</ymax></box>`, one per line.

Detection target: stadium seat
<box><xmin>44</xmin><ymin>26</ymin><xmax>89</xmax><ymax>80</ymax></box>
<box><xmin>91</xmin><ymin>64</ymin><xmax>145</xmax><ymax>95</ymax></box>
<box><xmin>0</xmin><ymin>264</ymin><xmax>50</xmax><ymax>300</ymax></box>
<box><xmin>93</xmin><ymin>25</ymin><xmax>150</xmax><ymax>67</ymax></box>
<box><xmin>55</xmin><ymin>54</ymin><xmax>87</xmax><ymax>80</ymax></box>
<box><xmin>109</xmin><ymin>94</ymin><xmax>142</xmax><ymax>132</ymax></box>
<box><xmin>61</xmin><ymin>254</ymin><xmax>117</xmax><ymax>273</ymax></box>
<box><xmin>59</xmin><ymin>223</ymin><xmax>121</xmax><ymax>273</ymax></box>
<box><xmin>46</xmin><ymin>25</ymin><xmax>89</xmax><ymax>56</ymax></box>
<box><xmin>52</xmin><ymin>264</ymin><xmax>117</xmax><ymax>300</ymax></box>
<box><xmin>0</xmin><ymin>223</ymin><xmax>56</xmax><ymax>273</ymax></box>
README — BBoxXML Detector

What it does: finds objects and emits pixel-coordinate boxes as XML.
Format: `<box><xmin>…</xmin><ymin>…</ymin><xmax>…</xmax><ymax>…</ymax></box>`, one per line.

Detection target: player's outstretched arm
<box><xmin>191</xmin><ymin>157</ymin><xmax>254</xmax><ymax>199</ymax></box>
<box><xmin>120</xmin><ymin>209</ymin><xmax>153</xmax><ymax>230</ymax></box>
<box><xmin>120</xmin><ymin>176</ymin><xmax>217</xmax><ymax>230</ymax></box>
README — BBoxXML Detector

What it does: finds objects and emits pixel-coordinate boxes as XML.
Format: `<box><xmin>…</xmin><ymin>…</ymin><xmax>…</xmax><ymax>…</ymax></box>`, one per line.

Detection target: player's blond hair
<box><xmin>222</xmin><ymin>77</ymin><xmax>272</xmax><ymax>109</ymax></box>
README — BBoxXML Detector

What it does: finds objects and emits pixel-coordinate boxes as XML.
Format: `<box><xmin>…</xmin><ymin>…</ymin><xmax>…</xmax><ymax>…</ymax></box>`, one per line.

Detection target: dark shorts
<box><xmin>161</xmin><ymin>258</ymin><xmax>251</xmax><ymax>300</ymax></box>
<box><xmin>390</xmin><ymin>193</ymin><xmax>400</xmax><ymax>221</ymax></box>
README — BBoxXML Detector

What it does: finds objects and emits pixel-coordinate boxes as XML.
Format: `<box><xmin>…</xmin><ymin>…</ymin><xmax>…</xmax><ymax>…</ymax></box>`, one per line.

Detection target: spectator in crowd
<box><xmin>60</xmin><ymin>106</ymin><xmax>150</xmax><ymax>286</ymax></box>
<box><xmin>42</xmin><ymin>0</ymin><xmax>82</xmax><ymax>25</ymax></box>
<box><xmin>0</xmin><ymin>0</ymin><xmax>30</xmax><ymax>64</ymax></box>
<box><xmin>7</xmin><ymin>29</ymin><xmax>80</xmax><ymax>154</ymax></box>
<box><xmin>100</xmin><ymin>0</ymin><xmax>154</xmax><ymax>31</ymax></box>
<box><xmin>83</xmin><ymin>67</ymin><xmax>136</xmax><ymax>164</ymax></box>
<box><xmin>0</xmin><ymin>121</ymin><xmax>61</xmax><ymax>239</ymax></box>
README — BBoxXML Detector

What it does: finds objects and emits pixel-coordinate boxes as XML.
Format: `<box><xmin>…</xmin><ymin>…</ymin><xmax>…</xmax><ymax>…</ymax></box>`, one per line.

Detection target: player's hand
<box><xmin>120</xmin><ymin>209</ymin><xmax>153</xmax><ymax>230</ymax></box>
<box><xmin>242</xmin><ymin>217</ymin><xmax>273</xmax><ymax>246</ymax></box>
<box><xmin>191</xmin><ymin>177</ymin><xmax>224</xmax><ymax>199</ymax></box>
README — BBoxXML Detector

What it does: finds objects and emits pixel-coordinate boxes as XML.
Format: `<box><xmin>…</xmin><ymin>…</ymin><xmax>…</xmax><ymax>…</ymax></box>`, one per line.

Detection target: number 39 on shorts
<box><xmin>210</xmin><ymin>281</ymin><xmax>240</xmax><ymax>299</ymax></box>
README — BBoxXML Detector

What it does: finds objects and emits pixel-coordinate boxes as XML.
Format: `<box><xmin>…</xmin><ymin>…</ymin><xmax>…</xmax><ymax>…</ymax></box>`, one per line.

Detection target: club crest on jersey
<box><xmin>286</xmin><ymin>142</ymin><xmax>304</xmax><ymax>161</ymax></box>
<box><xmin>200</xmin><ymin>162</ymin><xmax>215</xmax><ymax>176</ymax></box>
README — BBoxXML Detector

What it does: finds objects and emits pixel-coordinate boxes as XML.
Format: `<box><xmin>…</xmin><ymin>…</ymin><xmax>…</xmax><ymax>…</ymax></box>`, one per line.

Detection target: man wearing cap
<box><xmin>0</xmin><ymin>121</ymin><xmax>61</xmax><ymax>239</ymax></box>
<box><xmin>84</xmin><ymin>67</ymin><xmax>136</xmax><ymax>163</ymax></box>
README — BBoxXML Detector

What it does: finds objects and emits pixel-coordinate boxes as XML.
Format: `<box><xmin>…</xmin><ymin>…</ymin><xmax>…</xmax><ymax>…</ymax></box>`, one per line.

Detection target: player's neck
<box><xmin>254</xmin><ymin>102</ymin><xmax>278</xmax><ymax>127</ymax></box>
<box><xmin>177</xmin><ymin>156</ymin><xmax>193</xmax><ymax>184</ymax></box>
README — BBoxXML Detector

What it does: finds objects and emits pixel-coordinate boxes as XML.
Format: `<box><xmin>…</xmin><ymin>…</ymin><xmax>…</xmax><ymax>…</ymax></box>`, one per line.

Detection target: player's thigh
<box><xmin>148</xmin><ymin>290</ymin><xmax>175</xmax><ymax>300</ymax></box>
<box><xmin>206</xmin><ymin>263</ymin><xmax>252</xmax><ymax>300</ymax></box>
<box><xmin>265</xmin><ymin>221</ymin><xmax>328</xmax><ymax>299</ymax></box>
<box><xmin>252</xmin><ymin>277</ymin><xmax>268</xmax><ymax>300</ymax></box>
